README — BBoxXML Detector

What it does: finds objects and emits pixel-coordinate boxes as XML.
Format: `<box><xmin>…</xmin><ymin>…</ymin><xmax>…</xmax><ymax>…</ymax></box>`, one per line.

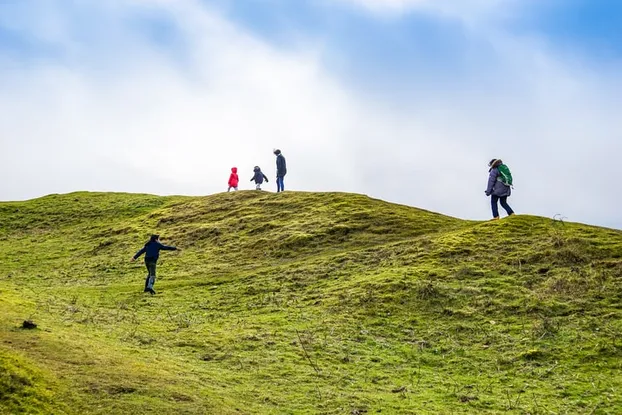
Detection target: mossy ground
<box><xmin>0</xmin><ymin>191</ymin><xmax>621</xmax><ymax>414</ymax></box>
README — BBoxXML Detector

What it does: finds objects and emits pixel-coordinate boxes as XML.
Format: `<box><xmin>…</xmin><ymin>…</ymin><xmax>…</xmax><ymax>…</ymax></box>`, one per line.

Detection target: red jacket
<box><xmin>228</xmin><ymin>167</ymin><xmax>239</xmax><ymax>187</ymax></box>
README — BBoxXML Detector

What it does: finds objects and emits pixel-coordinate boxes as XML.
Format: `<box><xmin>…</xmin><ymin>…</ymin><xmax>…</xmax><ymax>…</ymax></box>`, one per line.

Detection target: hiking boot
<box><xmin>148</xmin><ymin>288</ymin><xmax>156</xmax><ymax>295</ymax></box>
<box><xmin>491</xmin><ymin>217</ymin><xmax>500</xmax><ymax>221</ymax></box>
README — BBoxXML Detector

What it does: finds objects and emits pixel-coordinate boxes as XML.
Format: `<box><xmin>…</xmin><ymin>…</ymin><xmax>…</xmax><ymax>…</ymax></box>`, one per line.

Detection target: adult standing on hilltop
<box><xmin>485</xmin><ymin>159</ymin><xmax>515</xmax><ymax>220</ymax></box>
<box><xmin>274</xmin><ymin>149</ymin><xmax>287</xmax><ymax>192</ymax></box>
<box><xmin>131</xmin><ymin>234</ymin><xmax>179</xmax><ymax>295</ymax></box>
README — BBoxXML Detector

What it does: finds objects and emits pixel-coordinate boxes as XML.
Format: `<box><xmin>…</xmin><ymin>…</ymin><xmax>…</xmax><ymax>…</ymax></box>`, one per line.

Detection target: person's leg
<box><xmin>277</xmin><ymin>176</ymin><xmax>284</xmax><ymax>192</ymax></box>
<box><xmin>144</xmin><ymin>261</ymin><xmax>151</xmax><ymax>291</ymax></box>
<box><xmin>490</xmin><ymin>195</ymin><xmax>500</xmax><ymax>218</ymax></box>
<box><xmin>500</xmin><ymin>196</ymin><xmax>514</xmax><ymax>216</ymax></box>
<box><xmin>146</xmin><ymin>262</ymin><xmax>157</xmax><ymax>293</ymax></box>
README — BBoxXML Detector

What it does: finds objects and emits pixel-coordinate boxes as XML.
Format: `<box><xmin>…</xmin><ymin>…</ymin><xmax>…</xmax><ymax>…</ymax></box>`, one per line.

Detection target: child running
<box><xmin>250</xmin><ymin>166</ymin><xmax>269</xmax><ymax>190</ymax></box>
<box><xmin>228</xmin><ymin>167</ymin><xmax>239</xmax><ymax>192</ymax></box>
<box><xmin>131</xmin><ymin>234</ymin><xmax>179</xmax><ymax>294</ymax></box>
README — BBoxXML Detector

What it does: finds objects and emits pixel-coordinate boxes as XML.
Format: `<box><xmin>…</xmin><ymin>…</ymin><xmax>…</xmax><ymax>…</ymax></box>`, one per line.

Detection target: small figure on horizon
<box><xmin>485</xmin><ymin>159</ymin><xmax>515</xmax><ymax>220</ymax></box>
<box><xmin>228</xmin><ymin>167</ymin><xmax>239</xmax><ymax>192</ymax></box>
<box><xmin>131</xmin><ymin>234</ymin><xmax>179</xmax><ymax>295</ymax></box>
<box><xmin>250</xmin><ymin>166</ymin><xmax>269</xmax><ymax>190</ymax></box>
<box><xmin>274</xmin><ymin>149</ymin><xmax>287</xmax><ymax>192</ymax></box>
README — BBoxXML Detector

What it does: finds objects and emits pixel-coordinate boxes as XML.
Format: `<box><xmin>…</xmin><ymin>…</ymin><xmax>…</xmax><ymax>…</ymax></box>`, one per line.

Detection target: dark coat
<box><xmin>133</xmin><ymin>241</ymin><xmax>177</xmax><ymax>262</ymax></box>
<box><xmin>251</xmin><ymin>168</ymin><xmax>269</xmax><ymax>184</ymax></box>
<box><xmin>486</xmin><ymin>167</ymin><xmax>511</xmax><ymax>197</ymax></box>
<box><xmin>276</xmin><ymin>154</ymin><xmax>287</xmax><ymax>177</ymax></box>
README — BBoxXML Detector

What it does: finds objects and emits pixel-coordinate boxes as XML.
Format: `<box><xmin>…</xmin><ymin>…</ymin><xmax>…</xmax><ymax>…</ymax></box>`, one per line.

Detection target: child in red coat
<box><xmin>228</xmin><ymin>167</ymin><xmax>239</xmax><ymax>192</ymax></box>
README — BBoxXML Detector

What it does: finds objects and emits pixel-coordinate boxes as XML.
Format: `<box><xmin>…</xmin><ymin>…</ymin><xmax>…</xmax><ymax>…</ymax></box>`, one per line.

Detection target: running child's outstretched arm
<box><xmin>157</xmin><ymin>242</ymin><xmax>178</xmax><ymax>251</ymax></box>
<box><xmin>131</xmin><ymin>246</ymin><xmax>146</xmax><ymax>262</ymax></box>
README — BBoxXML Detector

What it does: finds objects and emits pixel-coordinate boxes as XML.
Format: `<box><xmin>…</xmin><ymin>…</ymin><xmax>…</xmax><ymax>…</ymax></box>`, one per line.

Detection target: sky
<box><xmin>1</xmin><ymin>0</ymin><xmax>621</xmax><ymax>228</ymax></box>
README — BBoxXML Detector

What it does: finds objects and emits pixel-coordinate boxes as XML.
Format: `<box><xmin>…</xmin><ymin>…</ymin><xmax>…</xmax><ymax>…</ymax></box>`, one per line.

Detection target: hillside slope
<box><xmin>0</xmin><ymin>191</ymin><xmax>621</xmax><ymax>414</ymax></box>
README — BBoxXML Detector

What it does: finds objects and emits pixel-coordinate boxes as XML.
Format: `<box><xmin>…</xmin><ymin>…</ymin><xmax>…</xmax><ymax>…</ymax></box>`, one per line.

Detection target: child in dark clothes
<box><xmin>250</xmin><ymin>166</ymin><xmax>269</xmax><ymax>190</ymax></box>
<box><xmin>131</xmin><ymin>234</ymin><xmax>179</xmax><ymax>294</ymax></box>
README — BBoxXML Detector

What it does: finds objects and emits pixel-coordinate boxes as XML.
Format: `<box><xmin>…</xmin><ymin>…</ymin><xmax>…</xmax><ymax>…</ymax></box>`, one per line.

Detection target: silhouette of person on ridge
<box><xmin>485</xmin><ymin>159</ymin><xmax>515</xmax><ymax>220</ymax></box>
<box><xmin>250</xmin><ymin>166</ymin><xmax>269</xmax><ymax>190</ymax></box>
<box><xmin>228</xmin><ymin>167</ymin><xmax>239</xmax><ymax>192</ymax></box>
<box><xmin>274</xmin><ymin>149</ymin><xmax>287</xmax><ymax>192</ymax></box>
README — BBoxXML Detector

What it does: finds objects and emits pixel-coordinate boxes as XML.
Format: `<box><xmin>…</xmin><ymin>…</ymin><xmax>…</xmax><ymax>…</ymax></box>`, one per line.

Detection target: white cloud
<box><xmin>0</xmin><ymin>0</ymin><xmax>620</xmax><ymax>228</ymax></box>
<box><xmin>0</xmin><ymin>0</ymin><xmax>360</xmax><ymax>195</ymax></box>
<box><xmin>334</xmin><ymin>0</ymin><xmax>523</xmax><ymax>22</ymax></box>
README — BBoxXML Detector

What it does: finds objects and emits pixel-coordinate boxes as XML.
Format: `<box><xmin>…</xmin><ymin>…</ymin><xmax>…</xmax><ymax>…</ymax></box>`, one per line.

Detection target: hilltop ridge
<box><xmin>1</xmin><ymin>191</ymin><xmax>621</xmax><ymax>414</ymax></box>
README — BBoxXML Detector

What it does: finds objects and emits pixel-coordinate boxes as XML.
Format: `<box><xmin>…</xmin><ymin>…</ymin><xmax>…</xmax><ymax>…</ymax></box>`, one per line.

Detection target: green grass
<box><xmin>0</xmin><ymin>191</ymin><xmax>621</xmax><ymax>414</ymax></box>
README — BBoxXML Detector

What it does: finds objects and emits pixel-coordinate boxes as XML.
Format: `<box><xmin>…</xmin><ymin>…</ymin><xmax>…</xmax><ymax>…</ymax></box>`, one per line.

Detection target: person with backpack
<box><xmin>131</xmin><ymin>234</ymin><xmax>179</xmax><ymax>294</ymax></box>
<box><xmin>485</xmin><ymin>159</ymin><xmax>515</xmax><ymax>220</ymax></box>
<box><xmin>228</xmin><ymin>167</ymin><xmax>239</xmax><ymax>192</ymax></box>
<box><xmin>250</xmin><ymin>166</ymin><xmax>269</xmax><ymax>190</ymax></box>
<box><xmin>274</xmin><ymin>149</ymin><xmax>287</xmax><ymax>192</ymax></box>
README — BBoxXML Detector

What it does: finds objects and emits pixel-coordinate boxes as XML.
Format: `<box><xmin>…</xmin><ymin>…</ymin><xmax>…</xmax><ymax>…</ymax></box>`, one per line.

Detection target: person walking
<box><xmin>228</xmin><ymin>167</ymin><xmax>239</xmax><ymax>192</ymax></box>
<box><xmin>250</xmin><ymin>166</ymin><xmax>269</xmax><ymax>190</ymax></box>
<box><xmin>274</xmin><ymin>149</ymin><xmax>287</xmax><ymax>192</ymax></box>
<box><xmin>485</xmin><ymin>159</ymin><xmax>515</xmax><ymax>220</ymax></box>
<box><xmin>131</xmin><ymin>234</ymin><xmax>179</xmax><ymax>294</ymax></box>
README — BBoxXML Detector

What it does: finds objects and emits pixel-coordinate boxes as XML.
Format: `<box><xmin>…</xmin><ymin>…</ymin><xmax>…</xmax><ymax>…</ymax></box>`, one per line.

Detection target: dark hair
<box><xmin>274</xmin><ymin>149</ymin><xmax>281</xmax><ymax>155</ymax></box>
<box><xmin>489</xmin><ymin>159</ymin><xmax>502</xmax><ymax>168</ymax></box>
<box><xmin>149</xmin><ymin>234</ymin><xmax>160</xmax><ymax>242</ymax></box>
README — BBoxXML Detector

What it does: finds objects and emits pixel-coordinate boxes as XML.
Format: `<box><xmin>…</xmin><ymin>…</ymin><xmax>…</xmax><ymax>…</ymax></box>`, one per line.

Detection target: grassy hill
<box><xmin>0</xmin><ymin>191</ymin><xmax>621</xmax><ymax>414</ymax></box>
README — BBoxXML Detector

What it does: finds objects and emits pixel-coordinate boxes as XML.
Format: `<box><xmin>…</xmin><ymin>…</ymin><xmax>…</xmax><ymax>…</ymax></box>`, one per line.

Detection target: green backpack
<box><xmin>497</xmin><ymin>164</ymin><xmax>513</xmax><ymax>186</ymax></box>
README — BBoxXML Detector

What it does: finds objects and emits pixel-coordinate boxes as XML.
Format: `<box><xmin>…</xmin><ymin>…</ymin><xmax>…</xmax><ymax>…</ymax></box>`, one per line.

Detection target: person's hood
<box><xmin>253</xmin><ymin>166</ymin><xmax>260</xmax><ymax>172</ymax></box>
<box><xmin>231</xmin><ymin>167</ymin><xmax>237</xmax><ymax>173</ymax></box>
<box><xmin>489</xmin><ymin>159</ymin><xmax>502</xmax><ymax>171</ymax></box>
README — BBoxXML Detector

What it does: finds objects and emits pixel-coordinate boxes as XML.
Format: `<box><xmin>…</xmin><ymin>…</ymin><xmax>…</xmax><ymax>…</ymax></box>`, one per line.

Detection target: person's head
<box><xmin>149</xmin><ymin>234</ymin><xmax>160</xmax><ymax>243</ymax></box>
<box><xmin>488</xmin><ymin>159</ymin><xmax>502</xmax><ymax>168</ymax></box>
<box><xmin>273</xmin><ymin>149</ymin><xmax>281</xmax><ymax>156</ymax></box>
<box><xmin>253</xmin><ymin>166</ymin><xmax>260</xmax><ymax>172</ymax></box>
<box><xmin>231</xmin><ymin>167</ymin><xmax>237</xmax><ymax>173</ymax></box>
